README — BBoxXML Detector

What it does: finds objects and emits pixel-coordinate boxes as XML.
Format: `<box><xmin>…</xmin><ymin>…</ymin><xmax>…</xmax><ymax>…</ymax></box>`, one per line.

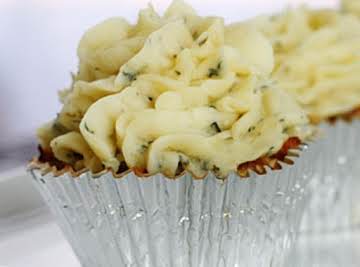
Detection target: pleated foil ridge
<box><xmin>30</xmin><ymin>144</ymin><xmax>315</xmax><ymax>267</ymax></box>
<box><xmin>300</xmin><ymin>120</ymin><xmax>360</xmax><ymax>234</ymax></box>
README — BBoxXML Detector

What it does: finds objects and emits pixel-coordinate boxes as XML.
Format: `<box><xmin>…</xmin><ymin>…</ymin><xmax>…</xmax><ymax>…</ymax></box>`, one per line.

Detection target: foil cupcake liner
<box><xmin>29</xmin><ymin>144</ymin><xmax>315</xmax><ymax>267</ymax></box>
<box><xmin>300</xmin><ymin>120</ymin><xmax>360</xmax><ymax>234</ymax></box>
<box><xmin>292</xmin><ymin>231</ymin><xmax>360</xmax><ymax>267</ymax></box>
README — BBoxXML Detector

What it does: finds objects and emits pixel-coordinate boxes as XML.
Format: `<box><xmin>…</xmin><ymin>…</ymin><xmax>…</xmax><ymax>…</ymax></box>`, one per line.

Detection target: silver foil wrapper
<box><xmin>300</xmin><ymin>120</ymin><xmax>360</xmax><ymax>234</ymax></box>
<box><xmin>30</xmin><ymin>145</ymin><xmax>315</xmax><ymax>267</ymax></box>
<box><xmin>292</xmin><ymin>231</ymin><xmax>360</xmax><ymax>267</ymax></box>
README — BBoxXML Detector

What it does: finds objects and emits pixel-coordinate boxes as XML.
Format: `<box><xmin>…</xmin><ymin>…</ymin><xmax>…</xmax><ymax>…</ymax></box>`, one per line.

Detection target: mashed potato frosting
<box><xmin>37</xmin><ymin>0</ymin><xmax>310</xmax><ymax>177</ymax></box>
<box><xmin>243</xmin><ymin>7</ymin><xmax>360</xmax><ymax>121</ymax></box>
<box><xmin>343</xmin><ymin>0</ymin><xmax>360</xmax><ymax>18</ymax></box>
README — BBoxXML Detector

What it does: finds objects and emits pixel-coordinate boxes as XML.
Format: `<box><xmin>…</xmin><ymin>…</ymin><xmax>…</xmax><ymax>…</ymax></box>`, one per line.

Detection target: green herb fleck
<box><xmin>175</xmin><ymin>70</ymin><xmax>181</xmax><ymax>75</ymax></box>
<box><xmin>212</xmin><ymin>165</ymin><xmax>220</xmax><ymax>175</ymax></box>
<box><xmin>282</xmin><ymin>127</ymin><xmax>290</xmax><ymax>134</ymax></box>
<box><xmin>279</xmin><ymin>118</ymin><xmax>285</xmax><ymax>122</ymax></box>
<box><xmin>52</xmin><ymin>121</ymin><xmax>66</xmax><ymax>134</ymax></box>
<box><xmin>139</xmin><ymin>144</ymin><xmax>149</xmax><ymax>153</ymax></box>
<box><xmin>122</xmin><ymin>71</ymin><xmax>137</xmax><ymax>82</ymax></box>
<box><xmin>267</xmin><ymin>146</ymin><xmax>275</xmax><ymax>156</ymax></box>
<box><xmin>201</xmin><ymin>160</ymin><xmax>209</xmax><ymax>171</ymax></box>
<box><xmin>179</xmin><ymin>155</ymin><xmax>189</xmax><ymax>166</ymax></box>
<box><xmin>198</xmin><ymin>37</ymin><xmax>208</xmax><ymax>46</ymax></box>
<box><xmin>210</xmin><ymin>122</ymin><xmax>222</xmax><ymax>133</ymax></box>
<box><xmin>247</xmin><ymin>126</ymin><xmax>256</xmax><ymax>133</ymax></box>
<box><xmin>84</xmin><ymin>122</ymin><xmax>95</xmax><ymax>134</ymax></box>
<box><xmin>208</xmin><ymin>61</ymin><xmax>222</xmax><ymax>78</ymax></box>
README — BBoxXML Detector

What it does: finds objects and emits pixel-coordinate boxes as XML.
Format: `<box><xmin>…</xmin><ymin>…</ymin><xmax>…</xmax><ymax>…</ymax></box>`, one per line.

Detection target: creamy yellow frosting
<box><xmin>343</xmin><ymin>0</ymin><xmax>360</xmax><ymax>17</ymax></box>
<box><xmin>244</xmin><ymin>7</ymin><xmax>360</xmax><ymax>121</ymax></box>
<box><xmin>37</xmin><ymin>0</ymin><xmax>310</xmax><ymax>177</ymax></box>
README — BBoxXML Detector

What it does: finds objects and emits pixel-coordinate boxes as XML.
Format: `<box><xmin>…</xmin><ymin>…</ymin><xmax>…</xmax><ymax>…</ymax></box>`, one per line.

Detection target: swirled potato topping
<box><xmin>343</xmin><ymin>0</ymin><xmax>360</xmax><ymax>18</ymax></box>
<box><xmin>243</xmin><ymin>7</ymin><xmax>360</xmax><ymax>121</ymax></box>
<box><xmin>37</xmin><ymin>0</ymin><xmax>310</xmax><ymax>177</ymax></box>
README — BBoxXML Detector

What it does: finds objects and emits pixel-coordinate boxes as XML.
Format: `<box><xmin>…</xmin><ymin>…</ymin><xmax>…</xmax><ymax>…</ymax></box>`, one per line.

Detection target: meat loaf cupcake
<box><xmin>244</xmin><ymin>7</ymin><xmax>360</xmax><ymax>233</ymax></box>
<box><xmin>29</xmin><ymin>1</ymin><xmax>315</xmax><ymax>266</ymax></box>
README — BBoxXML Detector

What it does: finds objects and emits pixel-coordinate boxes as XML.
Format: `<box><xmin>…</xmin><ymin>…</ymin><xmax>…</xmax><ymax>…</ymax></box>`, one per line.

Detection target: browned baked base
<box><xmin>237</xmin><ymin>137</ymin><xmax>301</xmax><ymax>177</ymax></box>
<box><xmin>310</xmin><ymin>106</ymin><xmax>360</xmax><ymax>124</ymax></box>
<box><xmin>327</xmin><ymin>106</ymin><xmax>360</xmax><ymax>124</ymax></box>
<box><xmin>35</xmin><ymin>137</ymin><xmax>301</xmax><ymax>179</ymax></box>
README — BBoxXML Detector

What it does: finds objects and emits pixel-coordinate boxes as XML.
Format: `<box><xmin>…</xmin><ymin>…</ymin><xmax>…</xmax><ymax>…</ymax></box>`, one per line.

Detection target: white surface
<box><xmin>0</xmin><ymin>212</ymin><xmax>80</xmax><ymax>267</ymax></box>
<box><xmin>0</xmin><ymin>168</ymin><xmax>80</xmax><ymax>267</ymax></box>
<box><xmin>0</xmin><ymin>168</ymin><xmax>44</xmax><ymax>223</ymax></box>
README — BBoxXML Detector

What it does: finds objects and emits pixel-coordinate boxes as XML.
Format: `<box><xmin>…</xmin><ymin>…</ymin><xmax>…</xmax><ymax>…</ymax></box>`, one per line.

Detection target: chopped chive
<box><xmin>267</xmin><ymin>146</ymin><xmax>275</xmax><ymax>156</ymax></box>
<box><xmin>122</xmin><ymin>71</ymin><xmax>137</xmax><ymax>82</ymax></box>
<box><xmin>198</xmin><ymin>37</ymin><xmax>208</xmax><ymax>46</ymax></box>
<box><xmin>201</xmin><ymin>160</ymin><xmax>209</xmax><ymax>171</ymax></box>
<box><xmin>208</xmin><ymin>61</ymin><xmax>222</xmax><ymax>78</ymax></box>
<box><xmin>52</xmin><ymin>121</ymin><xmax>65</xmax><ymax>133</ymax></box>
<box><xmin>212</xmin><ymin>165</ymin><xmax>220</xmax><ymax>174</ymax></box>
<box><xmin>140</xmin><ymin>144</ymin><xmax>148</xmax><ymax>152</ymax></box>
<box><xmin>210</xmin><ymin>122</ymin><xmax>222</xmax><ymax>133</ymax></box>
<box><xmin>247</xmin><ymin>126</ymin><xmax>256</xmax><ymax>133</ymax></box>
<box><xmin>84</xmin><ymin>122</ymin><xmax>95</xmax><ymax>134</ymax></box>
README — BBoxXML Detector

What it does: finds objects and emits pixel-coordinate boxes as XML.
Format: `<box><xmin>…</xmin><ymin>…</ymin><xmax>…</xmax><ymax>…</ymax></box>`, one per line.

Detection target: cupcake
<box><xmin>29</xmin><ymin>1</ymin><xmax>315</xmax><ymax>266</ymax></box>
<box><xmin>343</xmin><ymin>0</ymin><xmax>360</xmax><ymax>18</ymax></box>
<box><xmin>243</xmin><ymin>7</ymin><xmax>360</xmax><ymax>233</ymax></box>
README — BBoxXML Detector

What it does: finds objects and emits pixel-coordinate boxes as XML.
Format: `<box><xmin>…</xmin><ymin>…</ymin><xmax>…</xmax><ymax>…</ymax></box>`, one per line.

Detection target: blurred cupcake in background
<box><xmin>342</xmin><ymin>0</ymin><xmax>360</xmax><ymax>18</ymax></box>
<box><xmin>241</xmin><ymin>7</ymin><xmax>360</xmax><ymax>233</ymax></box>
<box><xmin>29</xmin><ymin>1</ymin><xmax>316</xmax><ymax>266</ymax></box>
